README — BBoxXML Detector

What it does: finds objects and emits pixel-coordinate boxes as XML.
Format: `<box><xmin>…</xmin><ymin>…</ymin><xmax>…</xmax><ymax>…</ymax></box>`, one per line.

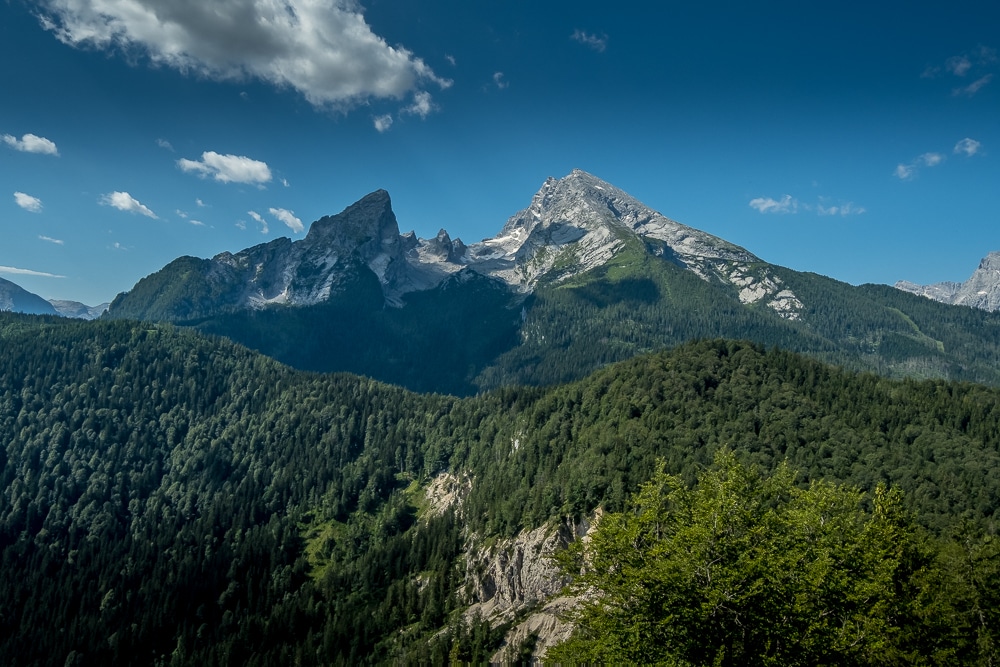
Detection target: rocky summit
<box><xmin>106</xmin><ymin>170</ymin><xmax>804</xmax><ymax>320</ymax></box>
<box><xmin>896</xmin><ymin>251</ymin><xmax>1000</xmax><ymax>311</ymax></box>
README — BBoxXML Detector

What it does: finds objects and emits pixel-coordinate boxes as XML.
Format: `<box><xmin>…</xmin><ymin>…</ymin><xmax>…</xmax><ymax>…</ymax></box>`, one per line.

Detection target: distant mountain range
<box><xmin>0</xmin><ymin>276</ymin><xmax>108</xmax><ymax>319</ymax></box>
<box><xmin>98</xmin><ymin>170</ymin><xmax>1000</xmax><ymax>395</ymax></box>
<box><xmin>897</xmin><ymin>251</ymin><xmax>1000</xmax><ymax>311</ymax></box>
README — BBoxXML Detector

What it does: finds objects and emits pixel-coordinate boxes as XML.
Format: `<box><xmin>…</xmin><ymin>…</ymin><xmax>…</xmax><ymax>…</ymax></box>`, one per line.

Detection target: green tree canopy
<box><xmin>551</xmin><ymin>451</ymin><xmax>941</xmax><ymax>666</ymax></box>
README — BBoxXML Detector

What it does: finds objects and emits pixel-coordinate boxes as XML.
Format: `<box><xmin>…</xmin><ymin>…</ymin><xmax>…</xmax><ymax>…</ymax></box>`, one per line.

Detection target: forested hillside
<box><xmin>2</xmin><ymin>312</ymin><xmax>999</xmax><ymax>664</ymax></box>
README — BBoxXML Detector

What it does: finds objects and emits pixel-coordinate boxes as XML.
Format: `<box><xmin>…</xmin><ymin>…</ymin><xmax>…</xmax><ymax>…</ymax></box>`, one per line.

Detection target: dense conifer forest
<box><xmin>1</xmin><ymin>312</ymin><xmax>999</xmax><ymax>664</ymax></box>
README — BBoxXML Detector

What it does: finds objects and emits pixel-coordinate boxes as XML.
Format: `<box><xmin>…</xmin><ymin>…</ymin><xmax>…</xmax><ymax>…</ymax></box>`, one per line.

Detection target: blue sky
<box><xmin>1</xmin><ymin>0</ymin><xmax>998</xmax><ymax>306</ymax></box>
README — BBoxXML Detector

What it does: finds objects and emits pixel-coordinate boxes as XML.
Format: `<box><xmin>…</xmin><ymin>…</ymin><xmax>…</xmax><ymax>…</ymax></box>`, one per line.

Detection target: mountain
<box><xmin>897</xmin><ymin>251</ymin><xmax>1000</xmax><ymax>311</ymax></box>
<box><xmin>1</xmin><ymin>315</ymin><xmax>998</xmax><ymax>664</ymax></box>
<box><xmin>108</xmin><ymin>170</ymin><xmax>801</xmax><ymax>319</ymax></box>
<box><xmin>48</xmin><ymin>299</ymin><xmax>109</xmax><ymax>319</ymax></box>
<box><xmin>0</xmin><ymin>277</ymin><xmax>58</xmax><ymax>315</ymax></box>
<box><xmin>106</xmin><ymin>170</ymin><xmax>1000</xmax><ymax>394</ymax></box>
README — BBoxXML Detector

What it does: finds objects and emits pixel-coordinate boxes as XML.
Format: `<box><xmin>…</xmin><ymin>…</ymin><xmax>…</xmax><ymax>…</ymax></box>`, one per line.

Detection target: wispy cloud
<box><xmin>36</xmin><ymin>0</ymin><xmax>450</xmax><ymax>111</ymax></box>
<box><xmin>188</xmin><ymin>219</ymin><xmax>205</xmax><ymax>227</ymax></box>
<box><xmin>954</xmin><ymin>74</ymin><xmax>993</xmax><ymax>97</ymax></box>
<box><xmin>156</xmin><ymin>138</ymin><xmax>174</xmax><ymax>151</ymax></box>
<box><xmin>39</xmin><ymin>235</ymin><xmax>64</xmax><ymax>245</ymax></box>
<box><xmin>750</xmin><ymin>194</ymin><xmax>865</xmax><ymax>217</ymax></box>
<box><xmin>571</xmin><ymin>29</ymin><xmax>608</xmax><ymax>53</ymax></box>
<box><xmin>924</xmin><ymin>46</ymin><xmax>997</xmax><ymax>96</ymax></box>
<box><xmin>101</xmin><ymin>191</ymin><xmax>158</xmax><ymax>218</ymax></box>
<box><xmin>954</xmin><ymin>137</ymin><xmax>982</xmax><ymax>156</ymax></box>
<box><xmin>373</xmin><ymin>114</ymin><xmax>393</xmax><ymax>133</ymax></box>
<box><xmin>14</xmin><ymin>191</ymin><xmax>43</xmax><ymax>213</ymax></box>
<box><xmin>493</xmin><ymin>72</ymin><xmax>508</xmax><ymax>90</ymax></box>
<box><xmin>178</xmin><ymin>151</ymin><xmax>272</xmax><ymax>185</ymax></box>
<box><xmin>895</xmin><ymin>152</ymin><xmax>946</xmax><ymax>180</ymax></box>
<box><xmin>269</xmin><ymin>207</ymin><xmax>304</xmax><ymax>234</ymax></box>
<box><xmin>817</xmin><ymin>202</ymin><xmax>866</xmax><ymax>217</ymax></box>
<box><xmin>749</xmin><ymin>195</ymin><xmax>798</xmax><ymax>214</ymax></box>
<box><xmin>248</xmin><ymin>210</ymin><xmax>268</xmax><ymax>234</ymax></box>
<box><xmin>2</xmin><ymin>132</ymin><xmax>59</xmax><ymax>155</ymax></box>
<box><xmin>0</xmin><ymin>265</ymin><xmax>65</xmax><ymax>278</ymax></box>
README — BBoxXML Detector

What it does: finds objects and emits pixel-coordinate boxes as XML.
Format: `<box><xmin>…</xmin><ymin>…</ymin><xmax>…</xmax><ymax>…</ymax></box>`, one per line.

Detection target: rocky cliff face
<box><xmin>896</xmin><ymin>251</ymin><xmax>1000</xmax><ymax>311</ymax></box>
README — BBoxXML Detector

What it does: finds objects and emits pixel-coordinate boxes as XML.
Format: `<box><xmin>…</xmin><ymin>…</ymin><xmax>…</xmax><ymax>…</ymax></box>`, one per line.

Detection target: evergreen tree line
<box><xmin>0</xmin><ymin>313</ymin><xmax>999</xmax><ymax>664</ymax></box>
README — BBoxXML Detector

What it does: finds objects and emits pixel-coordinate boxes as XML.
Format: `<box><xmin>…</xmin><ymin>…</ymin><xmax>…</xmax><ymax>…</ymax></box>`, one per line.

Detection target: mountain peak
<box><xmin>897</xmin><ymin>250</ymin><xmax>1000</xmax><ymax>311</ymax></box>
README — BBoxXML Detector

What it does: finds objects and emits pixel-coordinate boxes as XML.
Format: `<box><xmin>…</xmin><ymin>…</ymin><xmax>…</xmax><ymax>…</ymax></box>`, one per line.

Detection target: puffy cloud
<box><xmin>748</xmin><ymin>194</ymin><xmax>798</xmax><ymax>214</ymax></box>
<box><xmin>0</xmin><ymin>265</ymin><xmax>65</xmax><ymax>278</ymax></box>
<box><xmin>101</xmin><ymin>191</ymin><xmax>158</xmax><ymax>218</ymax></box>
<box><xmin>39</xmin><ymin>235</ymin><xmax>64</xmax><ymax>245</ymax></box>
<box><xmin>36</xmin><ymin>0</ymin><xmax>450</xmax><ymax>110</ymax></box>
<box><xmin>178</xmin><ymin>151</ymin><xmax>272</xmax><ymax>185</ymax></box>
<box><xmin>920</xmin><ymin>152</ymin><xmax>944</xmax><ymax>167</ymax></box>
<box><xmin>248</xmin><ymin>210</ymin><xmax>268</xmax><ymax>233</ymax></box>
<box><xmin>269</xmin><ymin>207</ymin><xmax>303</xmax><ymax>233</ymax></box>
<box><xmin>2</xmin><ymin>132</ymin><xmax>59</xmax><ymax>155</ymax></box>
<box><xmin>14</xmin><ymin>192</ymin><xmax>43</xmax><ymax>213</ymax></box>
<box><xmin>571</xmin><ymin>29</ymin><xmax>607</xmax><ymax>53</ymax></box>
<box><xmin>954</xmin><ymin>138</ymin><xmax>982</xmax><ymax>156</ymax></box>
<box><xmin>373</xmin><ymin>114</ymin><xmax>393</xmax><ymax>132</ymax></box>
<box><xmin>403</xmin><ymin>91</ymin><xmax>434</xmax><ymax>118</ymax></box>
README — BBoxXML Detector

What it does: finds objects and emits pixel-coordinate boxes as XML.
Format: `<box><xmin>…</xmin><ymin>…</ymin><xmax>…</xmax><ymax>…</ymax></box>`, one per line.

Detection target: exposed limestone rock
<box><xmin>458</xmin><ymin>510</ymin><xmax>602</xmax><ymax>662</ymax></box>
<box><xmin>423</xmin><ymin>472</ymin><xmax>472</xmax><ymax>518</ymax></box>
<box><xmin>896</xmin><ymin>251</ymin><xmax>1000</xmax><ymax>312</ymax></box>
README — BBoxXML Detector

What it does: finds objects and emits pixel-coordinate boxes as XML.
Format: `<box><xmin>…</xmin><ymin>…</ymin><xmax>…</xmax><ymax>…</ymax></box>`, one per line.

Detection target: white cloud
<box><xmin>269</xmin><ymin>207</ymin><xmax>304</xmax><ymax>233</ymax></box>
<box><xmin>36</xmin><ymin>0</ymin><xmax>450</xmax><ymax>110</ymax></box>
<box><xmin>445</xmin><ymin>54</ymin><xmax>456</xmax><ymax>67</ymax></box>
<box><xmin>0</xmin><ymin>265</ymin><xmax>65</xmax><ymax>278</ymax></box>
<box><xmin>493</xmin><ymin>71</ymin><xmax>508</xmax><ymax>90</ymax></box>
<box><xmin>2</xmin><ymin>132</ymin><xmax>59</xmax><ymax>155</ymax></box>
<box><xmin>895</xmin><ymin>152</ymin><xmax>946</xmax><ymax>180</ymax></box>
<box><xmin>946</xmin><ymin>55</ymin><xmax>972</xmax><ymax>76</ymax></box>
<box><xmin>188</xmin><ymin>219</ymin><xmax>205</xmax><ymax>226</ymax></box>
<box><xmin>748</xmin><ymin>194</ymin><xmax>798</xmax><ymax>214</ymax></box>
<box><xmin>235</xmin><ymin>220</ymin><xmax>247</xmax><ymax>230</ymax></box>
<box><xmin>281</xmin><ymin>178</ymin><xmax>289</xmax><ymax>188</ymax></box>
<box><xmin>403</xmin><ymin>90</ymin><xmax>434</xmax><ymax>118</ymax></box>
<box><xmin>196</xmin><ymin>198</ymin><xmax>206</xmax><ymax>207</ymax></box>
<box><xmin>156</xmin><ymin>137</ymin><xmax>174</xmax><ymax>151</ymax></box>
<box><xmin>571</xmin><ymin>29</ymin><xmax>608</xmax><ymax>53</ymax></box>
<box><xmin>248</xmin><ymin>210</ymin><xmax>268</xmax><ymax>234</ymax></box>
<box><xmin>818</xmin><ymin>202</ymin><xmax>866</xmax><ymax>217</ymax></box>
<box><xmin>178</xmin><ymin>151</ymin><xmax>272</xmax><ymax>185</ymax></box>
<box><xmin>101</xmin><ymin>191</ymin><xmax>158</xmax><ymax>218</ymax></box>
<box><xmin>894</xmin><ymin>164</ymin><xmax>914</xmax><ymax>180</ymax></box>
<box><xmin>953</xmin><ymin>74</ymin><xmax>993</xmax><ymax>96</ymax></box>
<box><xmin>39</xmin><ymin>235</ymin><xmax>64</xmax><ymax>245</ymax></box>
<box><xmin>14</xmin><ymin>191</ymin><xmax>43</xmax><ymax>213</ymax></box>
<box><xmin>920</xmin><ymin>152</ymin><xmax>945</xmax><ymax>167</ymax></box>
<box><xmin>954</xmin><ymin>138</ymin><xmax>982</xmax><ymax>156</ymax></box>
<box><xmin>373</xmin><ymin>113</ymin><xmax>393</xmax><ymax>132</ymax></box>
